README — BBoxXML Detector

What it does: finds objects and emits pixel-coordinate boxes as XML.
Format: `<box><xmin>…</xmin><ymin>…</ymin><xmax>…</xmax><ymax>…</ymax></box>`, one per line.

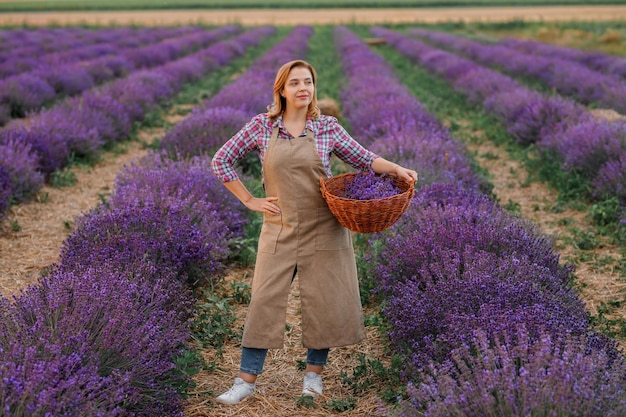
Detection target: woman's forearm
<box><xmin>371</xmin><ymin>157</ymin><xmax>418</xmax><ymax>183</ymax></box>
<box><xmin>223</xmin><ymin>179</ymin><xmax>254</xmax><ymax>205</ymax></box>
<box><xmin>371</xmin><ymin>157</ymin><xmax>399</xmax><ymax>175</ymax></box>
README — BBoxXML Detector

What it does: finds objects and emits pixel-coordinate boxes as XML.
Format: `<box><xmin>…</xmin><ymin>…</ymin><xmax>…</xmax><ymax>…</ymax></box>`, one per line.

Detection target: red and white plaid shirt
<box><xmin>211</xmin><ymin>113</ymin><xmax>379</xmax><ymax>183</ymax></box>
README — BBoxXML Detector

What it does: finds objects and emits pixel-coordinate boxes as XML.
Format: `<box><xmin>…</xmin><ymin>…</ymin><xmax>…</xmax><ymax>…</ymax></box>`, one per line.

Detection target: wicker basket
<box><xmin>319</xmin><ymin>172</ymin><xmax>415</xmax><ymax>233</ymax></box>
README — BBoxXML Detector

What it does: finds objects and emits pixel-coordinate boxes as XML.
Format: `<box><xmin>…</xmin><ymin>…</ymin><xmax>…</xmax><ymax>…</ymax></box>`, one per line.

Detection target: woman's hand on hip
<box><xmin>245</xmin><ymin>196</ymin><xmax>281</xmax><ymax>215</ymax></box>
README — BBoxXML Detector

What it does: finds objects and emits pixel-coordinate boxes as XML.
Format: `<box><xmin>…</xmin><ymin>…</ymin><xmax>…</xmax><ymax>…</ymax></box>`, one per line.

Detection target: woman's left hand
<box><xmin>371</xmin><ymin>157</ymin><xmax>418</xmax><ymax>184</ymax></box>
<box><xmin>394</xmin><ymin>165</ymin><xmax>418</xmax><ymax>184</ymax></box>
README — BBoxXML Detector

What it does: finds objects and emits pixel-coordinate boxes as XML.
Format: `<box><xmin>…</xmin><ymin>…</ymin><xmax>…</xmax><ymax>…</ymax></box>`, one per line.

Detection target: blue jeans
<box><xmin>240</xmin><ymin>347</ymin><xmax>329</xmax><ymax>375</ymax></box>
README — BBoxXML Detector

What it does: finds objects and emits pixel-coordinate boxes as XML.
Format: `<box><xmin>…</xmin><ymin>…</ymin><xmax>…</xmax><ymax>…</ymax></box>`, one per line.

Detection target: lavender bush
<box><xmin>0</xmin><ymin>137</ymin><xmax>45</xmax><ymax>203</ymax></box>
<box><xmin>0</xmin><ymin>165</ymin><xmax>11</xmax><ymax>218</ymax></box>
<box><xmin>592</xmin><ymin>153</ymin><xmax>626</xmax><ymax>202</ymax></box>
<box><xmin>58</xmin><ymin>200</ymin><xmax>230</xmax><ymax>288</ymax></box>
<box><xmin>0</xmin><ymin>123</ymin><xmax>69</xmax><ymax>175</ymax></box>
<box><xmin>374</xmin><ymin>183</ymin><xmax>572</xmax><ymax>294</ymax></box>
<box><xmin>384</xmin><ymin>250</ymin><xmax>587</xmax><ymax>369</ymax></box>
<box><xmin>540</xmin><ymin>120</ymin><xmax>626</xmax><ymax>178</ymax></box>
<box><xmin>160</xmin><ymin>106</ymin><xmax>251</xmax><ymax>158</ymax></box>
<box><xmin>110</xmin><ymin>151</ymin><xmax>247</xmax><ymax>242</ymax></box>
<box><xmin>0</xmin><ymin>263</ymin><xmax>193</xmax><ymax>416</ymax></box>
<box><xmin>483</xmin><ymin>89</ymin><xmax>590</xmax><ymax>146</ymax></box>
<box><xmin>0</xmin><ymin>74</ymin><xmax>56</xmax><ymax>118</ymax></box>
<box><xmin>394</xmin><ymin>327</ymin><xmax>626</xmax><ymax>417</ymax></box>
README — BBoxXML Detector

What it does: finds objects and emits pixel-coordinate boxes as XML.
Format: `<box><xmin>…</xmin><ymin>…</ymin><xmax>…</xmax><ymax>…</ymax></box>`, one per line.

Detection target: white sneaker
<box><xmin>216</xmin><ymin>377</ymin><xmax>255</xmax><ymax>405</ymax></box>
<box><xmin>302</xmin><ymin>372</ymin><xmax>323</xmax><ymax>397</ymax></box>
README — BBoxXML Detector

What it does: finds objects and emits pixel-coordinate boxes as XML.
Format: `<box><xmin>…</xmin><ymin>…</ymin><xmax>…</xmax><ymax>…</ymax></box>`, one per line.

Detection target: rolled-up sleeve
<box><xmin>211</xmin><ymin>118</ymin><xmax>261</xmax><ymax>183</ymax></box>
<box><xmin>329</xmin><ymin>119</ymin><xmax>379</xmax><ymax>171</ymax></box>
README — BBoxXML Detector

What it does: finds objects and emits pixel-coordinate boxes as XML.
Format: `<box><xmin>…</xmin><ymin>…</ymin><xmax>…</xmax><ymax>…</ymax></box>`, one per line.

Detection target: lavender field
<box><xmin>1</xmin><ymin>20</ymin><xmax>625</xmax><ymax>416</ymax></box>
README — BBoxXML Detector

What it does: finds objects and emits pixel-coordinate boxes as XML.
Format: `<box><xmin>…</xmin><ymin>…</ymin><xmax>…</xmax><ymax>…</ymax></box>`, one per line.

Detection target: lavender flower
<box><xmin>58</xmin><ymin>200</ymin><xmax>230</xmax><ymax>289</ymax></box>
<box><xmin>0</xmin><ymin>73</ymin><xmax>55</xmax><ymax>119</ymax></box>
<box><xmin>343</xmin><ymin>171</ymin><xmax>403</xmax><ymax>200</ymax></box>
<box><xmin>540</xmin><ymin>120</ymin><xmax>626</xmax><ymax>178</ymax></box>
<box><xmin>395</xmin><ymin>327</ymin><xmax>626</xmax><ymax>417</ymax></box>
<box><xmin>1</xmin><ymin>264</ymin><xmax>193</xmax><ymax>416</ymax></box>
<box><xmin>592</xmin><ymin>153</ymin><xmax>626</xmax><ymax>201</ymax></box>
<box><xmin>0</xmin><ymin>165</ymin><xmax>11</xmax><ymax>218</ymax></box>
<box><xmin>0</xmin><ymin>123</ymin><xmax>69</xmax><ymax>175</ymax></box>
<box><xmin>0</xmin><ymin>137</ymin><xmax>45</xmax><ymax>201</ymax></box>
<box><xmin>160</xmin><ymin>106</ymin><xmax>251</xmax><ymax>158</ymax></box>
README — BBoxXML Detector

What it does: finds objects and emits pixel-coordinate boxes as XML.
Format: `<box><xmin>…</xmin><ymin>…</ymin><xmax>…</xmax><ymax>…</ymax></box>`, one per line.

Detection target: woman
<box><xmin>211</xmin><ymin>59</ymin><xmax>417</xmax><ymax>405</ymax></box>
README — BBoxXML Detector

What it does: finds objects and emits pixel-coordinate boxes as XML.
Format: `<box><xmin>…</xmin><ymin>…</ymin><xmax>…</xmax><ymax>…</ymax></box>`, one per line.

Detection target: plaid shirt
<box><xmin>211</xmin><ymin>113</ymin><xmax>379</xmax><ymax>183</ymax></box>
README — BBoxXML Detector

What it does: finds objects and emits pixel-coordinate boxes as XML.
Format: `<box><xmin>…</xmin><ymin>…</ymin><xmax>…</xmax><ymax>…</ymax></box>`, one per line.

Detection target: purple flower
<box><xmin>540</xmin><ymin>120</ymin><xmax>626</xmax><ymax>177</ymax></box>
<box><xmin>396</xmin><ymin>327</ymin><xmax>626</xmax><ymax>416</ymax></box>
<box><xmin>0</xmin><ymin>136</ymin><xmax>45</xmax><ymax>201</ymax></box>
<box><xmin>160</xmin><ymin>106</ymin><xmax>251</xmax><ymax>158</ymax></box>
<box><xmin>0</xmin><ymin>123</ymin><xmax>69</xmax><ymax>175</ymax></box>
<box><xmin>592</xmin><ymin>153</ymin><xmax>626</xmax><ymax>201</ymax></box>
<box><xmin>0</xmin><ymin>165</ymin><xmax>11</xmax><ymax>218</ymax></box>
<box><xmin>0</xmin><ymin>73</ymin><xmax>56</xmax><ymax>118</ymax></box>
<box><xmin>1</xmin><ymin>264</ymin><xmax>192</xmax><ymax>416</ymax></box>
<box><xmin>343</xmin><ymin>171</ymin><xmax>403</xmax><ymax>200</ymax></box>
<box><xmin>58</xmin><ymin>151</ymin><xmax>245</xmax><ymax>289</ymax></box>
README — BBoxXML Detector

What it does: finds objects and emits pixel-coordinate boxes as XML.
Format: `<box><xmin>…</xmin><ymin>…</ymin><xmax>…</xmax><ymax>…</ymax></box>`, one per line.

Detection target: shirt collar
<box><xmin>273</xmin><ymin>114</ymin><xmax>313</xmax><ymax>137</ymax></box>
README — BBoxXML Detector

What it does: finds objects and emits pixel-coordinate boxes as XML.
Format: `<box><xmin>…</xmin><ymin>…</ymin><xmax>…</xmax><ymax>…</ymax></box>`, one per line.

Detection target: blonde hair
<box><xmin>267</xmin><ymin>60</ymin><xmax>321</xmax><ymax>120</ymax></box>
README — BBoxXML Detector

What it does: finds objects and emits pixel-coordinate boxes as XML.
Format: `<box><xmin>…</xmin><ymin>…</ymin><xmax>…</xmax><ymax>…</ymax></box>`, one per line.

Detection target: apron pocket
<box><xmin>258</xmin><ymin>213</ymin><xmax>282</xmax><ymax>254</ymax></box>
<box><xmin>315</xmin><ymin>207</ymin><xmax>351</xmax><ymax>250</ymax></box>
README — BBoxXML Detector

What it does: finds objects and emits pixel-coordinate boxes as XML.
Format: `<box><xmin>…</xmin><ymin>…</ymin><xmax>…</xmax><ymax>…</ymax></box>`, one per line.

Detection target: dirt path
<box><xmin>1</xmin><ymin>6</ymin><xmax>626</xmax><ymax>26</ymax></box>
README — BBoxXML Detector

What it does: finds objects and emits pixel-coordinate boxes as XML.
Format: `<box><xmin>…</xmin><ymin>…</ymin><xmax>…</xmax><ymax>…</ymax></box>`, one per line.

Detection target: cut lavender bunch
<box><xmin>343</xmin><ymin>171</ymin><xmax>403</xmax><ymax>200</ymax></box>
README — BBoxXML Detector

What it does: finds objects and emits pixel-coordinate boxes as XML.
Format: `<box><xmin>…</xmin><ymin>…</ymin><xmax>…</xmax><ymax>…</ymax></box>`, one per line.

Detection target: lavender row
<box><xmin>0</xmin><ymin>25</ymin><xmax>240</xmax><ymax>124</ymax></box>
<box><xmin>332</xmin><ymin>28</ymin><xmax>626</xmax><ymax>414</ymax></box>
<box><xmin>160</xmin><ymin>26</ymin><xmax>313</xmax><ymax>158</ymax></box>
<box><xmin>411</xmin><ymin>28</ymin><xmax>626</xmax><ymax>115</ymax></box>
<box><xmin>0</xmin><ymin>26</ymin><xmax>275</xmax><ymax>220</ymax></box>
<box><xmin>333</xmin><ymin>27</ymin><xmax>485</xmax><ymax>192</ymax></box>
<box><xmin>0</xmin><ymin>27</ymin><xmax>196</xmax><ymax>79</ymax></box>
<box><xmin>2</xmin><ymin>27</ymin><xmax>193</xmax><ymax>69</ymax></box>
<box><xmin>0</xmin><ymin>27</ymin><xmax>164</xmax><ymax>54</ymax></box>
<box><xmin>500</xmin><ymin>36</ymin><xmax>626</xmax><ymax>81</ymax></box>
<box><xmin>373</xmin><ymin>27</ymin><xmax>626</xmax><ymax>219</ymax></box>
<box><xmin>0</xmin><ymin>152</ymin><xmax>247</xmax><ymax>415</ymax></box>
<box><xmin>381</xmin><ymin>185</ymin><xmax>626</xmax><ymax>416</ymax></box>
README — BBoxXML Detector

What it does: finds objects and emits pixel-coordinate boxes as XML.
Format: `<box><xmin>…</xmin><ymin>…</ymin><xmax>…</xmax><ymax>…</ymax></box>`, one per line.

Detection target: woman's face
<box><xmin>281</xmin><ymin>66</ymin><xmax>314</xmax><ymax>112</ymax></box>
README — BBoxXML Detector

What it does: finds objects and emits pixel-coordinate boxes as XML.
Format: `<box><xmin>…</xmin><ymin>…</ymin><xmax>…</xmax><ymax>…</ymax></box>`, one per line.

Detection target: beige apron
<box><xmin>242</xmin><ymin>126</ymin><xmax>366</xmax><ymax>350</ymax></box>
